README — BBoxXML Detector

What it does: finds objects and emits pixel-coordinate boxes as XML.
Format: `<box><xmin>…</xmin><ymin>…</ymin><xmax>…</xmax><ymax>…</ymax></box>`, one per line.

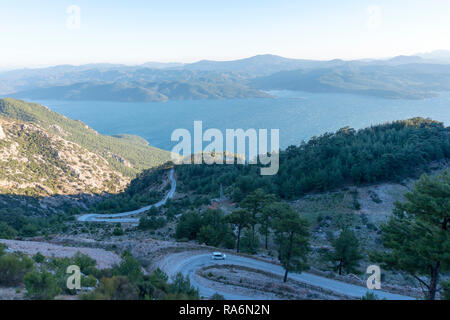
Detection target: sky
<box><xmin>0</xmin><ymin>0</ymin><xmax>450</xmax><ymax>68</ymax></box>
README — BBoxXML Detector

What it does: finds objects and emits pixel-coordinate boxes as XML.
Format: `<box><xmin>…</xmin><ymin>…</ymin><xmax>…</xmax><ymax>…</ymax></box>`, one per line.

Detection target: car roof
<box><xmin>212</xmin><ymin>252</ymin><xmax>222</xmax><ymax>255</ymax></box>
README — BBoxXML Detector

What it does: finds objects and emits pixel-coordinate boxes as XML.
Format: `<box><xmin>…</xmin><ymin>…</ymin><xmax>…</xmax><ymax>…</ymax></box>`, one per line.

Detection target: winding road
<box><xmin>77</xmin><ymin>168</ymin><xmax>415</xmax><ymax>300</ymax></box>
<box><xmin>77</xmin><ymin>168</ymin><xmax>176</xmax><ymax>223</ymax></box>
<box><xmin>159</xmin><ymin>252</ymin><xmax>415</xmax><ymax>300</ymax></box>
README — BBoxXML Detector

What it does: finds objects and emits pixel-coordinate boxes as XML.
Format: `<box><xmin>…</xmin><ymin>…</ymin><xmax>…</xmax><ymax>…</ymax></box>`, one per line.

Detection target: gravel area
<box><xmin>0</xmin><ymin>239</ymin><xmax>121</xmax><ymax>269</ymax></box>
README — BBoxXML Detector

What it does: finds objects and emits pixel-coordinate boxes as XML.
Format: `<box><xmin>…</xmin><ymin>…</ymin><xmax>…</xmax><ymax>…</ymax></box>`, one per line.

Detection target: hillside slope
<box><xmin>0</xmin><ymin>116</ymin><xmax>128</xmax><ymax>197</ymax></box>
<box><xmin>11</xmin><ymin>80</ymin><xmax>269</xmax><ymax>102</ymax></box>
<box><xmin>0</xmin><ymin>98</ymin><xmax>170</xmax><ymax>177</ymax></box>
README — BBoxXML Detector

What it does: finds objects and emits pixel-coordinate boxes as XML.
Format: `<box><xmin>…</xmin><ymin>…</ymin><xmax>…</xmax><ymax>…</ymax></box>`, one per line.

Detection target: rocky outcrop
<box><xmin>0</xmin><ymin>124</ymin><xmax>5</xmax><ymax>139</ymax></box>
<box><xmin>0</xmin><ymin>118</ymin><xmax>130</xmax><ymax>197</ymax></box>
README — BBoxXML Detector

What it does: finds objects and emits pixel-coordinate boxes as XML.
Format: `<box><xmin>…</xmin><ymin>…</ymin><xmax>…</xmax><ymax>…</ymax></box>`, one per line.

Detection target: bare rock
<box><xmin>0</xmin><ymin>124</ymin><xmax>5</xmax><ymax>139</ymax></box>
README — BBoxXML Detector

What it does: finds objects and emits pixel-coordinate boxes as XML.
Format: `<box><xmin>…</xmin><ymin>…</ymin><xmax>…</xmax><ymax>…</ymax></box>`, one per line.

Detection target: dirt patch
<box><xmin>0</xmin><ymin>239</ymin><xmax>121</xmax><ymax>269</ymax></box>
<box><xmin>0</xmin><ymin>287</ymin><xmax>25</xmax><ymax>300</ymax></box>
<box><xmin>357</xmin><ymin>183</ymin><xmax>409</xmax><ymax>223</ymax></box>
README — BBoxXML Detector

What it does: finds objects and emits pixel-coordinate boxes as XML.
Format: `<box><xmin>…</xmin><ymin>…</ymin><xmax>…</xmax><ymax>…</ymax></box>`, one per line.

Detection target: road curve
<box><xmin>77</xmin><ymin>168</ymin><xmax>176</xmax><ymax>223</ymax></box>
<box><xmin>159</xmin><ymin>252</ymin><xmax>415</xmax><ymax>300</ymax></box>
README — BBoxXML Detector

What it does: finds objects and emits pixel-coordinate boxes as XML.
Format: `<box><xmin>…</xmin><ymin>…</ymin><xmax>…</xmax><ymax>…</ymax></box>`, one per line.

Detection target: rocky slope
<box><xmin>0</xmin><ymin>98</ymin><xmax>170</xmax><ymax>177</ymax></box>
<box><xmin>0</xmin><ymin>98</ymin><xmax>171</xmax><ymax>213</ymax></box>
<box><xmin>0</xmin><ymin>117</ymin><xmax>128</xmax><ymax>196</ymax></box>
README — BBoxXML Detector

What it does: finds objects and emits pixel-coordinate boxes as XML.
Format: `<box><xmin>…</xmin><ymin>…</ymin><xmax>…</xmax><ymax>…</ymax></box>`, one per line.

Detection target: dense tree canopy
<box><xmin>176</xmin><ymin>118</ymin><xmax>450</xmax><ymax>200</ymax></box>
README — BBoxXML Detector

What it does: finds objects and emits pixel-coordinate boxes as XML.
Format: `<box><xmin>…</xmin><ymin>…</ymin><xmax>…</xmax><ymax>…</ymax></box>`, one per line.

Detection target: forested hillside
<box><xmin>175</xmin><ymin>118</ymin><xmax>450</xmax><ymax>199</ymax></box>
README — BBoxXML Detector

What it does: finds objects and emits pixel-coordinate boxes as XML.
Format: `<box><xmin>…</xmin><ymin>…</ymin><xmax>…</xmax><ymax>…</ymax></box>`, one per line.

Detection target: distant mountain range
<box><xmin>2</xmin><ymin>51</ymin><xmax>450</xmax><ymax>101</ymax></box>
<box><xmin>417</xmin><ymin>50</ymin><xmax>450</xmax><ymax>64</ymax></box>
<box><xmin>251</xmin><ymin>63</ymin><xmax>450</xmax><ymax>99</ymax></box>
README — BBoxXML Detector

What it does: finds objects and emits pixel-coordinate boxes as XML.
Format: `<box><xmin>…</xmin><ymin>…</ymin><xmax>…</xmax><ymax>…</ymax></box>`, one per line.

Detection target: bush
<box><xmin>361</xmin><ymin>292</ymin><xmax>385</xmax><ymax>300</ymax></box>
<box><xmin>0</xmin><ymin>222</ymin><xmax>18</xmax><ymax>239</ymax></box>
<box><xmin>138</xmin><ymin>216</ymin><xmax>167</xmax><ymax>231</ymax></box>
<box><xmin>19</xmin><ymin>224</ymin><xmax>38</xmax><ymax>237</ymax></box>
<box><xmin>441</xmin><ymin>280</ymin><xmax>450</xmax><ymax>300</ymax></box>
<box><xmin>115</xmin><ymin>251</ymin><xmax>144</xmax><ymax>284</ymax></box>
<box><xmin>112</xmin><ymin>227</ymin><xmax>125</xmax><ymax>236</ymax></box>
<box><xmin>82</xmin><ymin>274</ymin><xmax>98</xmax><ymax>288</ymax></box>
<box><xmin>24</xmin><ymin>270</ymin><xmax>61</xmax><ymax>300</ymax></box>
<box><xmin>176</xmin><ymin>209</ymin><xmax>235</xmax><ymax>248</ymax></box>
<box><xmin>33</xmin><ymin>252</ymin><xmax>45</xmax><ymax>264</ymax></box>
<box><xmin>0</xmin><ymin>253</ymin><xmax>34</xmax><ymax>286</ymax></box>
<box><xmin>361</xmin><ymin>292</ymin><xmax>379</xmax><ymax>300</ymax></box>
<box><xmin>166</xmin><ymin>273</ymin><xmax>199</xmax><ymax>300</ymax></box>
<box><xmin>211</xmin><ymin>293</ymin><xmax>225</xmax><ymax>300</ymax></box>
<box><xmin>82</xmin><ymin>276</ymin><xmax>138</xmax><ymax>300</ymax></box>
<box><xmin>72</xmin><ymin>252</ymin><xmax>97</xmax><ymax>275</ymax></box>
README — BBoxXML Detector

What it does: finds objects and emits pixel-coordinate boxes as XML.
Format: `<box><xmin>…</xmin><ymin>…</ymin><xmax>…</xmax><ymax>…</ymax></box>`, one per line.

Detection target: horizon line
<box><xmin>1</xmin><ymin>49</ymin><xmax>449</xmax><ymax>71</ymax></box>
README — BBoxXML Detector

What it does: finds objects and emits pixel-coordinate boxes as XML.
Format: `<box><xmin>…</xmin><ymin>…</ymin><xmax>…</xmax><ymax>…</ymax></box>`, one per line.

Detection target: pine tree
<box><xmin>260</xmin><ymin>202</ymin><xmax>284</xmax><ymax>250</ymax></box>
<box><xmin>326</xmin><ymin>229</ymin><xmax>362</xmax><ymax>275</ymax></box>
<box><xmin>372</xmin><ymin>172</ymin><xmax>450</xmax><ymax>300</ymax></box>
<box><xmin>225</xmin><ymin>209</ymin><xmax>251</xmax><ymax>253</ymax></box>
<box><xmin>241</xmin><ymin>189</ymin><xmax>276</xmax><ymax>245</ymax></box>
<box><xmin>272</xmin><ymin>204</ymin><xmax>310</xmax><ymax>282</ymax></box>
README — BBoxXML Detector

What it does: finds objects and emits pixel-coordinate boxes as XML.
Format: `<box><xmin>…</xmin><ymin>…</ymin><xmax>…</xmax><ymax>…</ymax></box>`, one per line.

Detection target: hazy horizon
<box><xmin>1</xmin><ymin>50</ymin><xmax>450</xmax><ymax>72</ymax></box>
<box><xmin>1</xmin><ymin>0</ymin><xmax>450</xmax><ymax>69</ymax></box>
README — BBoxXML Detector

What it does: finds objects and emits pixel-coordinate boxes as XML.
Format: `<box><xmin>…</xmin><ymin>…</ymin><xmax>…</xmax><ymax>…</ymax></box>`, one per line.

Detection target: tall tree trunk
<box><xmin>283</xmin><ymin>232</ymin><xmax>294</xmax><ymax>283</ymax></box>
<box><xmin>251</xmin><ymin>225</ymin><xmax>255</xmax><ymax>244</ymax></box>
<box><xmin>338</xmin><ymin>260</ymin><xmax>343</xmax><ymax>275</ymax></box>
<box><xmin>236</xmin><ymin>226</ymin><xmax>241</xmax><ymax>253</ymax></box>
<box><xmin>283</xmin><ymin>267</ymin><xmax>289</xmax><ymax>283</ymax></box>
<box><xmin>264</xmin><ymin>220</ymin><xmax>269</xmax><ymax>250</ymax></box>
<box><xmin>265</xmin><ymin>231</ymin><xmax>268</xmax><ymax>250</ymax></box>
<box><xmin>428</xmin><ymin>261</ymin><xmax>440</xmax><ymax>300</ymax></box>
<box><xmin>278</xmin><ymin>242</ymin><xmax>282</xmax><ymax>261</ymax></box>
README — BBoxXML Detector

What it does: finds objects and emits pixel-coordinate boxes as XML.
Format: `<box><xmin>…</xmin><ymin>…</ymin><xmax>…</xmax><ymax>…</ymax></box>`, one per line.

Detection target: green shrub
<box><xmin>361</xmin><ymin>292</ymin><xmax>384</xmax><ymax>300</ymax></box>
<box><xmin>24</xmin><ymin>270</ymin><xmax>61</xmax><ymax>300</ymax></box>
<box><xmin>81</xmin><ymin>276</ymin><xmax>138</xmax><ymax>300</ymax></box>
<box><xmin>211</xmin><ymin>293</ymin><xmax>225</xmax><ymax>300</ymax></box>
<box><xmin>441</xmin><ymin>280</ymin><xmax>450</xmax><ymax>300</ymax></box>
<box><xmin>0</xmin><ymin>253</ymin><xmax>34</xmax><ymax>286</ymax></box>
<box><xmin>115</xmin><ymin>251</ymin><xmax>144</xmax><ymax>284</ymax></box>
<box><xmin>0</xmin><ymin>222</ymin><xmax>18</xmax><ymax>239</ymax></box>
<box><xmin>72</xmin><ymin>252</ymin><xmax>97</xmax><ymax>275</ymax></box>
<box><xmin>112</xmin><ymin>227</ymin><xmax>125</xmax><ymax>236</ymax></box>
<box><xmin>166</xmin><ymin>272</ymin><xmax>199</xmax><ymax>300</ymax></box>
<box><xmin>82</xmin><ymin>274</ymin><xmax>98</xmax><ymax>288</ymax></box>
<box><xmin>33</xmin><ymin>252</ymin><xmax>45</xmax><ymax>264</ymax></box>
<box><xmin>138</xmin><ymin>216</ymin><xmax>167</xmax><ymax>231</ymax></box>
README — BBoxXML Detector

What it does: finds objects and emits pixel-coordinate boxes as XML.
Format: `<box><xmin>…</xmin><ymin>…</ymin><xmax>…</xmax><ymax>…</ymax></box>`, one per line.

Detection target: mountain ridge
<box><xmin>2</xmin><ymin>53</ymin><xmax>450</xmax><ymax>101</ymax></box>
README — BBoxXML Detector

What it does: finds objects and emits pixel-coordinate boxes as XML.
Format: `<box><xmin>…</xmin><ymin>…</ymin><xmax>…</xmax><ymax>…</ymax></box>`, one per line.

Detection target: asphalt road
<box><xmin>77</xmin><ymin>168</ymin><xmax>176</xmax><ymax>222</ymax></box>
<box><xmin>160</xmin><ymin>252</ymin><xmax>415</xmax><ymax>300</ymax></box>
<box><xmin>77</xmin><ymin>167</ymin><xmax>415</xmax><ymax>300</ymax></box>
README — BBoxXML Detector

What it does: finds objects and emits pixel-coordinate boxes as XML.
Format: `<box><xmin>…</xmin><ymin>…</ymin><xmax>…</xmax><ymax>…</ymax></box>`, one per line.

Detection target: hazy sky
<box><xmin>1</xmin><ymin>0</ymin><xmax>449</xmax><ymax>68</ymax></box>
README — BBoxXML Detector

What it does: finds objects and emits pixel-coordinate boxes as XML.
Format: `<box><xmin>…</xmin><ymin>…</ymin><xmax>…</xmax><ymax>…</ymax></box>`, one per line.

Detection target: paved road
<box><xmin>77</xmin><ymin>168</ymin><xmax>176</xmax><ymax>223</ymax></box>
<box><xmin>77</xmin><ymin>167</ymin><xmax>415</xmax><ymax>300</ymax></box>
<box><xmin>160</xmin><ymin>252</ymin><xmax>415</xmax><ymax>300</ymax></box>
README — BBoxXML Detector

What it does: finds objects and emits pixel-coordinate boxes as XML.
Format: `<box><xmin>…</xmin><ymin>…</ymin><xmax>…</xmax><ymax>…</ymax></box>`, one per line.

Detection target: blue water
<box><xmin>32</xmin><ymin>91</ymin><xmax>450</xmax><ymax>151</ymax></box>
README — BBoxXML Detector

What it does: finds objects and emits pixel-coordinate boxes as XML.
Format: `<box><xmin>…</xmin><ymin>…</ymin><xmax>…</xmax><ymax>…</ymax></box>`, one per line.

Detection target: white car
<box><xmin>211</xmin><ymin>252</ymin><xmax>226</xmax><ymax>260</ymax></box>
